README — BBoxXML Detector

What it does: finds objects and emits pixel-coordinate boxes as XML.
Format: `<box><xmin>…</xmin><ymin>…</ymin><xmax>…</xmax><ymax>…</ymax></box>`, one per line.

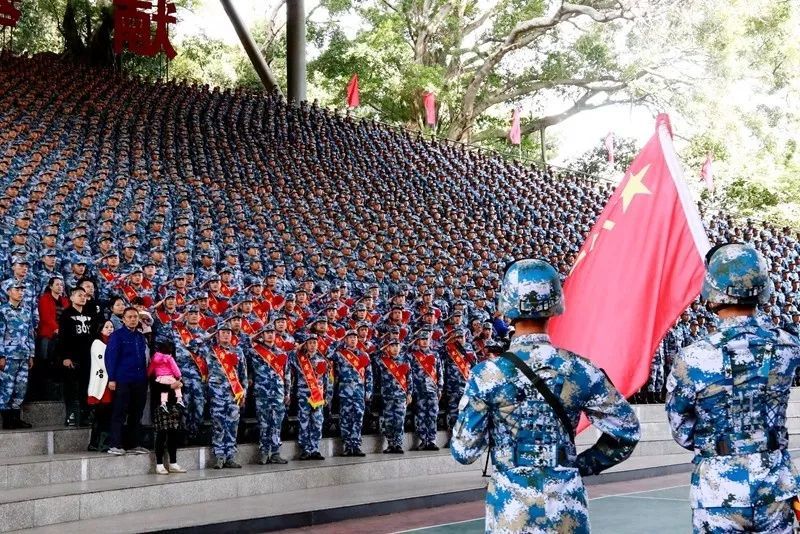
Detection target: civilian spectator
<box><xmin>105</xmin><ymin>307</ymin><xmax>149</xmax><ymax>456</ymax></box>
<box><xmin>57</xmin><ymin>286</ymin><xmax>97</xmax><ymax>427</ymax></box>
<box><xmin>31</xmin><ymin>276</ymin><xmax>68</xmax><ymax>398</ymax></box>
<box><xmin>87</xmin><ymin>320</ymin><xmax>115</xmax><ymax>452</ymax></box>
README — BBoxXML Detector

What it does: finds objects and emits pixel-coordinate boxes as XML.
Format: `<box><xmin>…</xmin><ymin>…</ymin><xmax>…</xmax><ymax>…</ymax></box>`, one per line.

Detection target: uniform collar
<box><xmin>509</xmin><ymin>333</ymin><xmax>551</xmax><ymax>348</ymax></box>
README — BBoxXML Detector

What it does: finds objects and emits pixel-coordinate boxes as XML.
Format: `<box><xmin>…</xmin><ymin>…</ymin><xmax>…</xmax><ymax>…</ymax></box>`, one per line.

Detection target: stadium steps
<box><xmin>6</xmin><ymin>390</ymin><xmax>800</xmax><ymax>531</ymax></box>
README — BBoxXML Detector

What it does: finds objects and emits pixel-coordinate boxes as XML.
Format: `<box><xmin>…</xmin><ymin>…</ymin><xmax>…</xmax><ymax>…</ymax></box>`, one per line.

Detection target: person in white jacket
<box><xmin>87</xmin><ymin>320</ymin><xmax>115</xmax><ymax>452</ymax></box>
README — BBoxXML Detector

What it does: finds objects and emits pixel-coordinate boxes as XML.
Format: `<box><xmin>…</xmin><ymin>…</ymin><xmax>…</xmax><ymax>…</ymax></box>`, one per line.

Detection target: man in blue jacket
<box><xmin>105</xmin><ymin>307</ymin><xmax>150</xmax><ymax>456</ymax></box>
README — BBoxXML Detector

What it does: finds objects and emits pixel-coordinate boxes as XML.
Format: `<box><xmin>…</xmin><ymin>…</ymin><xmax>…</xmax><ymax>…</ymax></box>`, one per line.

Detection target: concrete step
<box><xmin>20</xmin><ymin>402</ymin><xmax>65</xmax><ymax>427</ymax></box>
<box><xmin>0</xmin><ymin>426</ymin><xmax>90</xmax><ymax>458</ymax></box>
<box><xmin>0</xmin><ymin>450</ymin><xmax>479</xmax><ymax>531</ymax></box>
<box><xmin>0</xmin><ymin>430</ymin><xmax>453</xmax><ymax>490</ymax></box>
<box><xmin>13</xmin><ymin>469</ymin><xmax>487</xmax><ymax>534</ymax></box>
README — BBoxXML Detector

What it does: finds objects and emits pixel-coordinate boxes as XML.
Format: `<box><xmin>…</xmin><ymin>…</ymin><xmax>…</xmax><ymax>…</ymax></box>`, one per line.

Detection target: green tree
<box><xmin>571</xmin><ymin>135</ymin><xmax>638</xmax><ymax>176</ymax></box>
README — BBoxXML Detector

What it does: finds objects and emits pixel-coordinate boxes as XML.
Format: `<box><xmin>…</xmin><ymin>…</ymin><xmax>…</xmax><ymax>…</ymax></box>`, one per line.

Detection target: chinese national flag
<box><xmin>700</xmin><ymin>153</ymin><xmax>714</xmax><ymax>191</ymax></box>
<box><xmin>346</xmin><ymin>74</ymin><xmax>360</xmax><ymax>108</ymax></box>
<box><xmin>422</xmin><ymin>92</ymin><xmax>436</xmax><ymax>126</ymax></box>
<box><xmin>508</xmin><ymin>108</ymin><xmax>521</xmax><ymax>145</ymax></box>
<box><xmin>549</xmin><ymin>114</ymin><xmax>710</xmax><ymax>425</ymax></box>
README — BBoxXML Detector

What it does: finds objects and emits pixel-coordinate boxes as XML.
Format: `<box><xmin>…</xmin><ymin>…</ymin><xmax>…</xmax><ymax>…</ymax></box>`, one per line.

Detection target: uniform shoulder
<box><xmin>771</xmin><ymin>327</ymin><xmax>800</xmax><ymax>347</ymax></box>
<box><xmin>555</xmin><ymin>348</ymin><xmax>606</xmax><ymax>382</ymax></box>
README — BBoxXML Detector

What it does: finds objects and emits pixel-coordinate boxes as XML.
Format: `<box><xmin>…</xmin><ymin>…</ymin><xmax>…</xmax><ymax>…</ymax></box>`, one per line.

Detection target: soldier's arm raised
<box><xmin>575</xmin><ymin>361</ymin><xmax>641</xmax><ymax>476</ymax></box>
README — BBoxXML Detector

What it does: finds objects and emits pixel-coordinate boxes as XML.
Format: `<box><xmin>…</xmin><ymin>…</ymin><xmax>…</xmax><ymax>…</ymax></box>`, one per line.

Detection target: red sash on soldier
<box><xmin>175</xmin><ymin>292</ymin><xmax>186</xmax><ymax>308</ymax></box>
<box><xmin>317</xmin><ymin>336</ymin><xmax>331</xmax><ymax>356</ymax></box>
<box><xmin>381</xmin><ymin>355</ymin><xmax>409</xmax><ymax>392</ymax></box>
<box><xmin>208</xmin><ymin>293</ymin><xmax>229</xmax><ymax>316</ymax></box>
<box><xmin>262</xmin><ymin>289</ymin><xmax>285</xmax><ymax>310</ymax></box>
<box><xmin>212</xmin><ymin>345</ymin><xmax>245</xmax><ymax>402</ymax></box>
<box><xmin>98</xmin><ymin>268</ymin><xmax>117</xmax><ymax>283</ymax></box>
<box><xmin>120</xmin><ymin>284</ymin><xmax>138</xmax><ymax>304</ymax></box>
<box><xmin>338</xmin><ymin>348</ymin><xmax>370</xmax><ymax>381</ymax></box>
<box><xmin>298</xmin><ymin>353</ymin><xmax>326</xmax><ymax>408</ymax></box>
<box><xmin>446</xmin><ymin>343</ymin><xmax>471</xmax><ymax>380</ymax></box>
<box><xmin>175</xmin><ymin>323</ymin><xmax>208</xmax><ymax>381</ymax></box>
<box><xmin>241</xmin><ymin>317</ymin><xmax>263</xmax><ymax>336</ymax></box>
<box><xmin>412</xmin><ymin>351</ymin><xmax>438</xmax><ymax>383</ymax></box>
<box><xmin>275</xmin><ymin>335</ymin><xmax>296</xmax><ymax>352</ymax></box>
<box><xmin>252</xmin><ymin>343</ymin><xmax>287</xmax><ymax>379</ymax></box>
<box><xmin>220</xmin><ymin>283</ymin><xmax>237</xmax><ymax>298</ymax></box>
<box><xmin>156</xmin><ymin>307</ymin><xmax>178</xmax><ymax>326</ymax></box>
<box><xmin>253</xmin><ymin>299</ymin><xmax>271</xmax><ymax>322</ymax></box>
<box><xmin>199</xmin><ymin>314</ymin><xmax>216</xmax><ymax>331</ymax></box>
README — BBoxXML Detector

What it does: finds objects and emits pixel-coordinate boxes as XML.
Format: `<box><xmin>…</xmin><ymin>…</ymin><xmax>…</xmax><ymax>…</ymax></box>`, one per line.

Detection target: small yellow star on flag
<box><xmin>621</xmin><ymin>164</ymin><xmax>651</xmax><ymax>212</ymax></box>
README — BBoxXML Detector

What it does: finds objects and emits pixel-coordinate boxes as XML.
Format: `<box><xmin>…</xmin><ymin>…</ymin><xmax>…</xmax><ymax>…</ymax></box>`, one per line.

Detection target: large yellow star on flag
<box><xmin>621</xmin><ymin>164</ymin><xmax>651</xmax><ymax>212</ymax></box>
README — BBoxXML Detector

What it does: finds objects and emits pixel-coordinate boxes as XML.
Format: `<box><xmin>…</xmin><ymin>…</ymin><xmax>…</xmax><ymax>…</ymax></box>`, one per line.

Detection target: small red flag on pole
<box><xmin>346</xmin><ymin>74</ymin><xmax>360</xmax><ymax>108</ymax></box>
<box><xmin>508</xmin><ymin>108</ymin><xmax>521</xmax><ymax>145</ymax></box>
<box><xmin>700</xmin><ymin>153</ymin><xmax>714</xmax><ymax>191</ymax></box>
<box><xmin>605</xmin><ymin>132</ymin><xmax>615</xmax><ymax>164</ymax></box>
<box><xmin>549</xmin><ymin>114</ymin><xmax>711</xmax><ymax>432</ymax></box>
<box><xmin>422</xmin><ymin>92</ymin><xmax>436</xmax><ymax>126</ymax></box>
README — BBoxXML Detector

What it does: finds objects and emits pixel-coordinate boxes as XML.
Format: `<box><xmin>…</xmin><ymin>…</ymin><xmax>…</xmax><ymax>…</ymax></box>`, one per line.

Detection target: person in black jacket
<box><xmin>58</xmin><ymin>286</ymin><xmax>97</xmax><ymax>426</ymax></box>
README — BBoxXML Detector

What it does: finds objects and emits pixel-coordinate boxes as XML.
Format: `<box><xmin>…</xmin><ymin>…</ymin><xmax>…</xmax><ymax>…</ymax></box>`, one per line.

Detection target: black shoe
<box><xmin>1</xmin><ymin>410</ymin><xmax>13</xmax><ymax>429</ymax></box>
<box><xmin>410</xmin><ymin>444</ymin><xmax>420</xmax><ymax>451</ymax></box>
<box><xmin>310</xmin><ymin>452</ymin><xmax>325</xmax><ymax>460</ymax></box>
<box><xmin>352</xmin><ymin>448</ymin><xmax>366</xmax><ymax>457</ymax></box>
<box><xmin>385</xmin><ymin>445</ymin><xmax>403</xmax><ymax>454</ymax></box>
<box><xmin>212</xmin><ymin>458</ymin><xmax>225</xmax><ymax>469</ymax></box>
<box><xmin>223</xmin><ymin>459</ymin><xmax>242</xmax><ymax>469</ymax></box>
<box><xmin>341</xmin><ymin>449</ymin><xmax>353</xmax><ymax>457</ymax></box>
<box><xmin>258</xmin><ymin>452</ymin><xmax>270</xmax><ymax>465</ymax></box>
<box><xmin>444</xmin><ymin>439</ymin><xmax>451</xmax><ymax>449</ymax></box>
<box><xmin>422</xmin><ymin>442</ymin><xmax>440</xmax><ymax>451</ymax></box>
<box><xmin>270</xmin><ymin>453</ymin><xmax>288</xmax><ymax>464</ymax></box>
<box><xmin>298</xmin><ymin>452</ymin><xmax>312</xmax><ymax>460</ymax></box>
<box><xmin>13</xmin><ymin>410</ymin><xmax>31</xmax><ymax>429</ymax></box>
<box><xmin>383</xmin><ymin>447</ymin><xmax>394</xmax><ymax>454</ymax></box>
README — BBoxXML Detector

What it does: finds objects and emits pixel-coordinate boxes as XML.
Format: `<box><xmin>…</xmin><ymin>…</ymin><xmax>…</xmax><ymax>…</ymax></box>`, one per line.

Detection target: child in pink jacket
<box><xmin>148</xmin><ymin>346</ymin><xmax>185</xmax><ymax>412</ymax></box>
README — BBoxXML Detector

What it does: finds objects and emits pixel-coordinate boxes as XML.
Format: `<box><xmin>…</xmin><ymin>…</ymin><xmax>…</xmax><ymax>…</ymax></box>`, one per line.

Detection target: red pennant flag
<box><xmin>604</xmin><ymin>132</ymin><xmax>615</xmax><ymax>164</ymax></box>
<box><xmin>700</xmin><ymin>153</ymin><xmax>714</xmax><ymax>191</ymax></box>
<box><xmin>508</xmin><ymin>108</ymin><xmax>521</xmax><ymax>145</ymax></box>
<box><xmin>346</xmin><ymin>74</ymin><xmax>360</xmax><ymax>108</ymax></box>
<box><xmin>549</xmin><ymin>114</ymin><xmax>710</xmax><ymax>430</ymax></box>
<box><xmin>422</xmin><ymin>92</ymin><xmax>436</xmax><ymax>126</ymax></box>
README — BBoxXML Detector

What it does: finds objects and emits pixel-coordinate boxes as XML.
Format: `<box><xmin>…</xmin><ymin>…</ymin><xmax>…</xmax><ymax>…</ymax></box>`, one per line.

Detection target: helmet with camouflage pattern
<box><xmin>701</xmin><ymin>243</ymin><xmax>772</xmax><ymax>305</ymax></box>
<box><xmin>498</xmin><ymin>259</ymin><xmax>564</xmax><ymax>320</ymax></box>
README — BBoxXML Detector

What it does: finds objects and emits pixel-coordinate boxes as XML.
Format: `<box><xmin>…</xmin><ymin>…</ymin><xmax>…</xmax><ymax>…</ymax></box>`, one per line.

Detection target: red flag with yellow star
<box><xmin>549</xmin><ymin>114</ymin><xmax>710</xmax><ymax>408</ymax></box>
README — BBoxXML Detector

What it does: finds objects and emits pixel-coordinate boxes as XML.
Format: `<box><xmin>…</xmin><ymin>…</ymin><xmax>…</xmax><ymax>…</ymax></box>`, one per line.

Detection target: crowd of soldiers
<box><xmin>3</xmin><ymin>52</ymin><xmax>800</xmax><ymax>470</ymax></box>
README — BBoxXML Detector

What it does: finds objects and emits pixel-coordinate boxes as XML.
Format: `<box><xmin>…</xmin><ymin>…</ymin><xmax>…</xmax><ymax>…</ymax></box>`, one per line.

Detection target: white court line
<box><xmin>588</xmin><ymin>484</ymin><xmax>690</xmax><ymax>501</ymax></box>
<box><xmin>391</xmin><ymin>484</ymin><xmax>692</xmax><ymax>532</ymax></box>
<box><xmin>392</xmin><ymin>517</ymin><xmax>483</xmax><ymax>533</ymax></box>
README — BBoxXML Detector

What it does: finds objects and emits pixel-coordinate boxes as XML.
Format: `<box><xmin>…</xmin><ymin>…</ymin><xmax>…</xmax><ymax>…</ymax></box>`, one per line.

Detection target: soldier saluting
<box><xmin>452</xmin><ymin>259</ymin><xmax>640</xmax><ymax>533</ymax></box>
<box><xmin>667</xmin><ymin>244</ymin><xmax>800</xmax><ymax>533</ymax></box>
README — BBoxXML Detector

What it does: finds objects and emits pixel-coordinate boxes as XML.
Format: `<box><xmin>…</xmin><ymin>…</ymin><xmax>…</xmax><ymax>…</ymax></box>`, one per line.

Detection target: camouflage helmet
<box><xmin>498</xmin><ymin>259</ymin><xmax>564</xmax><ymax>320</ymax></box>
<box><xmin>701</xmin><ymin>243</ymin><xmax>772</xmax><ymax>305</ymax></box>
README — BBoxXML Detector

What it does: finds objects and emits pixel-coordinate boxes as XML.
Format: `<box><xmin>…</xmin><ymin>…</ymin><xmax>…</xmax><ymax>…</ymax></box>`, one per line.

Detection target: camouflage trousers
<box><xmin>181</xmin><ymin>374</ymin><xmax>207</xmax><ymax>437</ymax></box>
<box><xmin>414</xmin><ymin>392</ymin><xmax>438</xmax><ymax>444</ymax></box>
<box><xmin>381</xmin><ymin>395</ymin><xmax>406</xmax><ymax>448</ymax></box>
<box><xmin>209</xmin><ymin>388</ymin><xmax>240</xmax><ymax>461</ymax></box>
<box><xmin>339</xmin><ymin>386</ymin><xmax>366</xmax><ymax>450</ymax></box>
<box><xmin>693</xmin><ymin>501</ymin><xmax>794</xmax><ymax>534</ymax></box>
<box><xmin>445</xmin><ymin>380</ymin><xmax>466</xmax><ymax>429</ymax></box>
<box><xmin>254</xmin><ymin>394</ymin><xmax>285</xmax><ymax>454</ymax></box>
<box><xmin>485</xmin><ymin>468</ymin><xmax>590</xmax><ymax>534</ymax></box>
<box><xmin>0</xmin><ymin>358</ymin><xmax>29</xmax><ymax>410</ymax></box>
<box><xmin>297</xmin><ymin>398</ymin><xmax>324</xmax><ymax>454</ymax></box>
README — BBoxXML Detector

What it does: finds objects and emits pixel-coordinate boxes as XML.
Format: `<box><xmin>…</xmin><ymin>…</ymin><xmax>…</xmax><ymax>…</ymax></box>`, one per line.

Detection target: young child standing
<box><xmin>147</xmin><ymin>343</ymin><xmax>185</xmax><ymax>412</ymax></box>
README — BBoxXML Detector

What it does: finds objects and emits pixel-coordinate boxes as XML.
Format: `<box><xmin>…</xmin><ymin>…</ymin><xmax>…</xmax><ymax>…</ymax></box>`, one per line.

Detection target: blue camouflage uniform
<box><xmin>290</xmin><ymin>344</ymin><xmax>332</xmax><ymax>456</ymax></box>
<box><xmin>441</xmin><ymin>338</ymin><xmax>474</xmax><ymax>429</ymax></box>
<box><xmin>452</xmin><ymin>259</ymin><xmax>640</xmax><ymax>533</ymax></box>
<box><xmin>201</xmin><ymin>337</ymin><xmax>247</xmax><ymax>461</ymax></box>
<box><xmin>408</xmin><ymin>345</ymin><xmax>443</xmax><ymax>447</ymax></box>
<box><xmin>667</xmin><ymin>316</ymin><xmax>800</xmax><ymax>533</ymax></box>
<box><xmin>375</xmin><ymin>344</ymin><xmax>412</xmax><ymax>451</ymax></box>
<box><xmin>172</xmin><ymin>321</ymin><xmax>208</xmax><ymax>438</ymax></box>
<box><xmin>330</xmin><ymin>341</ymin><xmax>373</xmax><ymax>453</ymax></box>
<box><xmin>250</xmin><ymin>338</ymin><xmax>291</xmax><ymax>458</ymax></box>
<box><xmin>666</xmin><ymin>243</ymin><xmax>800</xmax><ymax>534</ymax></box>
<box><xmin>0</xmin><ymin>298</ymin><xmax>34</xmax><ymax>410</ymax></box>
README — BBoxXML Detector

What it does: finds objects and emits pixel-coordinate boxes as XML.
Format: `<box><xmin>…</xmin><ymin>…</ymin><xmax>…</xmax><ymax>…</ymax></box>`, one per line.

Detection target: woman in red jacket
<box><xmin>33</xmin><ymin>277</ymin><xmax>69</xmax><ymax>399</ymax></box>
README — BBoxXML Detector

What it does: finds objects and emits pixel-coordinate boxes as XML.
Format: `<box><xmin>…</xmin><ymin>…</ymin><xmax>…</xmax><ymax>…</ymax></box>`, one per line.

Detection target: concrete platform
<box><xmin>6</xmin><ymin>391</ymin><xmax>800</xmax><ymax>532</ymax></box>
